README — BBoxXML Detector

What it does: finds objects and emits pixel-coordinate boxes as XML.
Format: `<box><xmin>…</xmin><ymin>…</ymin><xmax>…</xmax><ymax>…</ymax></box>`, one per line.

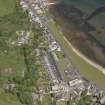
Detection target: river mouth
<box><xmin>47</xmin><ymin>0</ymin><xmax>105</xmax><ymax>68</ymax></box>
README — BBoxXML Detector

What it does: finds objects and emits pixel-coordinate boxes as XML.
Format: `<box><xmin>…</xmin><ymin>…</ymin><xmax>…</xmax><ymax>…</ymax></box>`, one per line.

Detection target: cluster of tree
<box><xmin>0</xmin><ymin>1</ymin><xmax>49</xmax><ymax>105</ymax></box>
<box><xmin>67</xmin><ymin>91</ymin><xmax>93</xmax><ymax>105</ymax></box>
<box><xmin>5</xmin><ymin>24</ymin><xmax>48</xmax><ymax>105</ymax></box>
<box><xmin>0</xmin><ymin>0</ymin><xmax>30</xmax><ymax>50</ymax></box>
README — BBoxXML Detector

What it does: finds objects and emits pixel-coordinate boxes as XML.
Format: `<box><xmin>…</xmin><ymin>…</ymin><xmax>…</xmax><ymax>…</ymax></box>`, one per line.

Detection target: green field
<box><xmin>0</xmin><ymin>0</ymin><xmax>31</xmax><ymax>105</ymax></box>
<box><xmin>0</xmin><ymin>47</ymin><xmax>25</xmax><ymax>77</ymax></box>
<box><xmin>57</xmin><ymin>101</ymin><xmax>67</xmax><ymax>105</ymax></box>
<box><xmin>42</xmin><ymin>94</ymin><xmax>52</xmax><ymax>105</ymax></box>
<box><xmin>0</xmin><ymin>0</ymin><xmax>29</xmax><ymax>79</ymax></box>
<box><xmin>0</xmin><ymin>87</ymin><xmax>24</xmax><ymax>105</ymax></box>
<box><xmin>0</xmin><ymin>0</ymin><xmax>15</xmax><ymax>16</ymax></box>
<box><xmin>48</xmin><ymin>19</ymin><xmax>105</xmax><ymax>88</ymax></box>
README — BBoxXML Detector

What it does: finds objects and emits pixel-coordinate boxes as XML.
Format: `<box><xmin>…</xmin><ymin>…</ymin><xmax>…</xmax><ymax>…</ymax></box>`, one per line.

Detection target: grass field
<box><xmin>0</xmin><ymin>0</ymin><xmax>30</xmax><ymax>104</ymax></box>
<box><xmin>0</xmin><ymin>0</ymin><xmax>29</xmax><ymax>79</ymax></box>
<box><xmin>42</xmin><ymin>94</ymin><xmax>52</xmax><ymax>105</ymax></box>
<box><xmin>57</xmin><ymin>101</ymin><xmax>67</xmax><ymax>105</ymax></box>
<box><xmin>0</xmin><ymin>87</ymin><xmax>24</xmax><ymax>105</ymax></box>
<box><xmin>0</xmin><ymin>47</ymin><xmax>25</xmax><ymax>77</ymax></box>
<box><xmin>48</xmin><ymin>19</ymin><xmax>105</xmax><ymax>88</ymax></box>
<box><xmin>0</xmin><ymin>0</ymin><xmax>15</xmax><ymax>16</ymax></box>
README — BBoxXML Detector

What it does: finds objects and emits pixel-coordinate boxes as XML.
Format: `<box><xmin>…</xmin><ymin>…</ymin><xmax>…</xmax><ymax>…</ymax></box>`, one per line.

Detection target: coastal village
<box><xmin>1</xmin><ymin>0</ymin><xmax>105</xmax><ymax>105</ymax></box>
<box><xmin>18</xmin><ymin>0</ymin><xmax>105</xmax><ymax>105</ymax></box>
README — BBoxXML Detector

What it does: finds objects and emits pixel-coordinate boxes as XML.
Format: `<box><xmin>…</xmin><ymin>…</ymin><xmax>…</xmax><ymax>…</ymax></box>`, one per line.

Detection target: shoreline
<box><xmin>47</xmin><ymin>2</ymin><xmax>105</xmax><ymax>75</ymax></box>
<box><xmin>63</xmin><ymin>36</ymin><xmax>105</xmax><ymax>75</ymax></box>
<box><xmin>48</xmin><ymin>17</ymin><xmax>105</xmax><ymax>87</ymax></box>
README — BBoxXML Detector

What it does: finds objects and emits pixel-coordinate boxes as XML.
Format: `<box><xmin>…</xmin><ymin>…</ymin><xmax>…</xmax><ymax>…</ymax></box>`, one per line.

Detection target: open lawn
<box><xmin>0</xmin><ymin>65</ymin><xmax>23</xmax><ymax>105</ymax></box>
<box><xmin>0</xmin><ymin>87</ymin><xmax>24</xmax><ymax>105</ymax></box>
<box><xmin>0</xmin><ymin>0</ymin><xmax>29</xmax><ymax>79</ymax></box>
<box><xmin>48</xmin><ymin>19</ymin><xmax>105</xmax><ymax>88</ymax></box>
<box><xmin>42</xmin><ymin>94</ymin><xmax>52</xmax><ymax>105</ymax></box>
<box><xmin>0</xmin><ymin>0</ymin><xmax>15</xmax><ymax>16</ymax></box>
<box><xmin>0</xmin><ymin>47</ymin><xmax>25</xmax><ymax>77</ymax></box>
<box><xmin>57</xmin><ymin>101</ymin><xmax>67</xmax><ymax>105</ymax></box>
<box><xmin>0</xmin><ymin>1</ymin><xmax>30</xmax><ymax>105</ymax></box>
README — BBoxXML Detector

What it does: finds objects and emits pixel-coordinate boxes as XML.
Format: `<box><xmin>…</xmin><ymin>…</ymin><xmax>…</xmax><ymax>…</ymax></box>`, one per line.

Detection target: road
<box><xmin>22</xmin><ymin>0</ymin><xmax>105</xmax><ymax>92</ymax></box>
<box><xmin>22</xmin><ymin>0</ymin><xmax>87</xmax><ymax>83</ymax></box>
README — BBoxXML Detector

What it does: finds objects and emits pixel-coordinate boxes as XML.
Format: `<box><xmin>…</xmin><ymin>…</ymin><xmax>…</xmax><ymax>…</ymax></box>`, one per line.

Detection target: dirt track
<box><xmin>63</xmin><ymin>36</ymin><xmax>105</xmax><ymax>75</ymax></box>
<box><xmin>48</xmin><ymin>4</ymin><xmax>105</xmax><ymax>69</ymax></box>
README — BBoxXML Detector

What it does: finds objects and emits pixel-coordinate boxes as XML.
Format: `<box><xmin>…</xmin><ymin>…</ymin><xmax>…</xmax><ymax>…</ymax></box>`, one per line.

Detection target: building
<box><xmin>52</xmin><ymin>82</ymin><xmax>70</xmax><ymax>101</ymax></box>
<box><xmin>69</xmin><ymin>79</ymin><xmax>85</xmax><ymax>90</ymax></box>
<box><xmin>100</xmin><ymin>96</ymin><xmax>105</xmax><ymax>104</ymax></box>
<box><xmin>20</xmin><ymin>0</ymin><xmax>29</xmax><ymax>10</ymax></box>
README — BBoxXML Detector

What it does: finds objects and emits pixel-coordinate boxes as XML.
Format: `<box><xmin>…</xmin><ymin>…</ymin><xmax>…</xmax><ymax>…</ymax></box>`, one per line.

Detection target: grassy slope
<box><xmin>0</xmin><ymin>0</ymin><xmax>28</xmax><ymax>78</ymax></box>
<box><xmin>0</xmin><ymin>0</ymin><xmax>15</xmax><ymax>16</ymax></box>
<box><xmin>57</xmin><ymin>101</ymin><xmax>66</xmax><ymax>105</ymax></box>
<box><xmin>0</xmin><ymin>48</ymin><xmax>25</xmax><ymax>76</ymax></box>
<box><xmin>0</xmin><ymin>88</ymin><xmax>24</xmax><ymax>105</ymax></box>
<box><xmin>42</xmin><ymin>94</ymin><xmax>52</xmax><ymax>105</ymax></box>
<box><xmin>48</xmin><ymin>19</ymin><xmax>105</xmax><ymax>88</ymax></box>
<box><xmin>0</xmin><ymin>0</ymin><xmax>28</xmax><ymax>105</ymax></box>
